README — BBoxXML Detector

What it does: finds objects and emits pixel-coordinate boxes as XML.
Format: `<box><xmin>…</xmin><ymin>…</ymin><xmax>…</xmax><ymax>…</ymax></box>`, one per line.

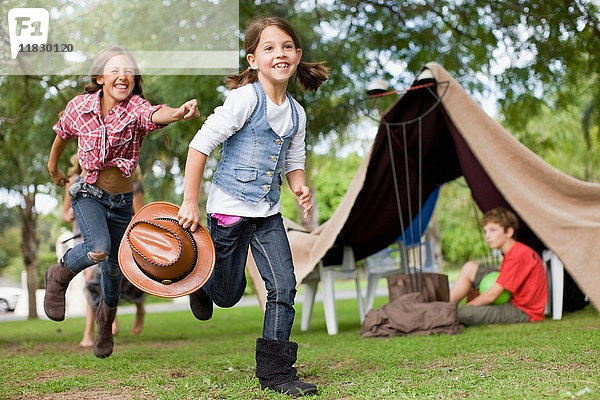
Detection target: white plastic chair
<box><xmin>300</xmin><ymin>246</ymin><xmax>365</xmax><ymax>335</ymax></box>
<box><xmin>364</xmin><ymin>243</ymin><xmax>403</xmax><ymax>312</ymax></box>
<box><xmin>542</xmin><ymin>249</ymin><xmax>564</xmax><ymax>320</ymax></box>
<box><xmin>364</xmin><ymin>240</ymin><xmax>439</xmax><ymax>311</ymax></box>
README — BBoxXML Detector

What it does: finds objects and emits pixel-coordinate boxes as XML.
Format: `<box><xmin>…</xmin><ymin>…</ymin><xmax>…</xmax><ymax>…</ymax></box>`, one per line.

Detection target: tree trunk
<box><xmin>20</xmin><ymin>188</ymin><xmax>39</xmax><ymax>320</ymax></box>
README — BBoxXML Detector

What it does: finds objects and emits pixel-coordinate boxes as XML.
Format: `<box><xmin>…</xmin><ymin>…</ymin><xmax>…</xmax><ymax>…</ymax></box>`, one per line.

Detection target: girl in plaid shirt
<box><xmin>45</xmin><ymin>46</ymin><xmax>199</xmax><ymax>358</ymax></box>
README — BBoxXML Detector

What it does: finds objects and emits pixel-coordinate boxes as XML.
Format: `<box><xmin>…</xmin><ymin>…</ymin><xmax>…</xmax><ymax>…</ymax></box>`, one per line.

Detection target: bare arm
<box><xmin>286</xmin><ymin>169</ymin><xmax>312</xmax><ymax>219</ymax></box>
<box><xmin>62</xmin><ymin>175</ymin><xmax>77</xmax><ymax>222</ymax></box>
<box><xmin>467</xmin><ymin>283</ymin><xmax>506</xmax><ymax>306</ymax></box>
<box><xmin>177</xmin><ymin>148</ymin><xmax>208</xmax><ymax>232</ymax></box>
<box><xmin>47</xmin><ymin>136</ymin><xmax>70</xmax><ymax>186</ymax></box>
<box><xmin>132</xmin><ymin>190</ymin><xmax>144</xmax><ymax>214</ymax></box>
<box><xmin>152</xmin><ymin>99</ymin><xmax>199</xmax><ymax>125</ymax></box>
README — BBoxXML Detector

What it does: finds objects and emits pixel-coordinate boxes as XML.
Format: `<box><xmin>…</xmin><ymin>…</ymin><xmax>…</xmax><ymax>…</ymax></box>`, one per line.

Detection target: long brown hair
<box><xmin>225</xmin><ymin>16</ymin><xmax>329</xmax><ymax>92</ymax></box>
<box><xmin>84</xmin><ymin>46</ymin><xmax>145</xmax><ymax>98</ymax></box>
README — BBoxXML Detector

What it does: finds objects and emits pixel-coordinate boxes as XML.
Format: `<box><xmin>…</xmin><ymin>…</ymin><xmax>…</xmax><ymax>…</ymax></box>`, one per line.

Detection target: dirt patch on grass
<box><xmin>19</xmin><ymin>388</ymin><xmax>142</xmax><ymax>400</ymax></box>
<box><xmin>2</xmin><ymin>341</ymin><xmax>91</xmax><ymax>358</ymax></box>
<box><xmin>32</xmin><ymin>368</ymin><xmax>96</xmax><ymax>382</ymax></box>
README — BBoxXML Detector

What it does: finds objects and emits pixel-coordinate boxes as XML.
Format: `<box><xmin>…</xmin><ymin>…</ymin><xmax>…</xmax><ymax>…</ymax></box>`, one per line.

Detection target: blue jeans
<box><xmin>205</xmin><ymin>213</ymin><xmax>296</xmax><ymax>341</ymax></box>
<box><xmin>63</xmin><ymin>178</ymin><xmax>133</xmax><ymax>308</ymax></box>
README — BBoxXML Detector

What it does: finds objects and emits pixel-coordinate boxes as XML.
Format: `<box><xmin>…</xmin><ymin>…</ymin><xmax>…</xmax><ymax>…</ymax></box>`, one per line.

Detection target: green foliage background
<box><xmin>1</xmin><ymin>1</ymin><xmax>600</xmax><ymax>300</ymax></box>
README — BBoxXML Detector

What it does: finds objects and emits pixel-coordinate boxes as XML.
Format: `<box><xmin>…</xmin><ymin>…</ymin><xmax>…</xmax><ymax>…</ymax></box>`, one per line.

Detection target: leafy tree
<box><xmin>0</xmin><ymin>227</ymin><xmax>21</xmax><ymax>274</ymax></box>
<box><xmin>0</xmin><ymin>73</ymin><xmax>82</xmax><ymax>318</ymax></box>
<box><xmin>434</xmin><ymin>179</ymin><xmax>490</xmax><ymax>265</ymax></box>
<box><xmin>0</xmin><ymin>203</ymin><xmax>20</xmax><ymax>235</ymax></box>
<box><xmin>281</xmin><ymin>152</ymin><xmax>365</xmax><ymax>225</ymax></box>
<box><xmin>515</xmin><ymin>97</ymin><xmax>600</xmax><ymax>182</ymax></box>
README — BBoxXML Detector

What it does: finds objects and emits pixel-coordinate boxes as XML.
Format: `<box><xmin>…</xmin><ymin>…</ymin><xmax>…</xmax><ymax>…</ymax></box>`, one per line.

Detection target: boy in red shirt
<box><xmin>449</xmin><ymin>207</ymin><xmax>548</xmax><ymax>325</ymax></box>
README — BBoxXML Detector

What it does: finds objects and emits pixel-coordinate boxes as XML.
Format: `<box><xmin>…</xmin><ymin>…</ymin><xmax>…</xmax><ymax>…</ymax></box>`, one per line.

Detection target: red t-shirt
<box><xmin>496</xmin><ymin>242</ymin><xmax>548</xmax><ymax>322</ymax></box>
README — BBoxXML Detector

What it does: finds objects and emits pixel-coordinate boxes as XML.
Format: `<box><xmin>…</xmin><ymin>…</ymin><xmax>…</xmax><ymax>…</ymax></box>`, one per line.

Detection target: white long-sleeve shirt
<box><xmin>189</xmin><ymin>84</ymin><xmax>307</xmax><ymax>217</ymax></box>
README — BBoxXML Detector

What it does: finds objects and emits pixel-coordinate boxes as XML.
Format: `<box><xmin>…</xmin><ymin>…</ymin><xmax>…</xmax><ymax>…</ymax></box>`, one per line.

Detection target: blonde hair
<box><xmin>225</xmin><ymin>16</ymin><xmax>329</xmax><ymax>92</ymax></box>
<box><xmin>84</xmin><ymin>46</ymin><xmax>145</xmax><ymax>98</ymax></box>
<box><xmin>67</xmin><ymin>153</ymin><xmax>82</xmax><ymax>177</ymax></box>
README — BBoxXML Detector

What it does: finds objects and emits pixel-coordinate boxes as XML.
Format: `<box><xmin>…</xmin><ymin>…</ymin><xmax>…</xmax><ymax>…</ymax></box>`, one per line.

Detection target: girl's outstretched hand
<box><xmin>294</xmin><ymin>185</ymin><xmax>313</xmax><ymax>219</ymax></box>
<box><xmin>172</xmin><ymin>99</ymin><xmax>200</xmax><ymax>120</ymax></box>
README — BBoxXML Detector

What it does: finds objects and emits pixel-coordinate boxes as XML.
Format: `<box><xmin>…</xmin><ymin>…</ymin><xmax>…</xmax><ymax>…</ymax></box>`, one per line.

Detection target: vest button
<box><xmin>270</xmin><ymin>156</ymin><xmax>277</xmax><ymax>162</ymax></box>
<box><xmin>266</xmin><ymin>171</ymin><xmax>273</xmax><ymax>177</ymax></box>
<box><xmin>262</xmin><ymin>185</ymin><xmax>269</xmax><ymax>191</ymax></box>
<box><xmin>275</xmin><ymin>139</ymin><xmax>282</xmax><ymax>145</ymax></box>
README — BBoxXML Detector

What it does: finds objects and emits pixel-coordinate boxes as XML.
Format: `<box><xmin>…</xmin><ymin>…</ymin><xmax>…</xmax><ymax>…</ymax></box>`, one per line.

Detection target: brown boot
<box><xmin>94</xmin><ymin>301</ymin><xmax>117</xmax><ymax>358</ymax></box>
<box><xmin>43</xmin><ymin>260</ymin><xmax>76</xmax><ymax>321</ymax></box>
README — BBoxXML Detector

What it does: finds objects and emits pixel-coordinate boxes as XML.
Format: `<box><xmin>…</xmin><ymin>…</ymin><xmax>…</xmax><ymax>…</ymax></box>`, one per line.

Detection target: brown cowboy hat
<box><xmin>118</xmin><ymin>201</ymin><xmax>215</xmax><ymax>298</ymax></box>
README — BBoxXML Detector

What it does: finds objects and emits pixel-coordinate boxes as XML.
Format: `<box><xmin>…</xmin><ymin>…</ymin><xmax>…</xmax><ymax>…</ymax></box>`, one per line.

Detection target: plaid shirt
<box><xmin>53</xmin><ymin>91</ymin><xmax>164</xmax><ymax>184</ymax></box>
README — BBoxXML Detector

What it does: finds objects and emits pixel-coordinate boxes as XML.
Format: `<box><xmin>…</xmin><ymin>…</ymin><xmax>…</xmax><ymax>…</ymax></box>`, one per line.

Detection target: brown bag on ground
<box><xmin>360</xmin><ymin>273</ymin><xmax>462</xmax><ymax>338</ymax></box>
<box><xmin>387</xmin><ymin>272</ymin><xmax>450</xmax><ymax>302</ymax></box>
<box><xmin>360</xmin><ymin>292</ymin><xmax>462</xmax><ymax>337</ymax></box>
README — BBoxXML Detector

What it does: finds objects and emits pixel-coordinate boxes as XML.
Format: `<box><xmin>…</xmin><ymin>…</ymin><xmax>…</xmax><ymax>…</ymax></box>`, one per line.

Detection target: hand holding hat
<box><xmin>118</xmin><ymin>202</ymin><xmax>215</xmax><ymax>298</ymax></box>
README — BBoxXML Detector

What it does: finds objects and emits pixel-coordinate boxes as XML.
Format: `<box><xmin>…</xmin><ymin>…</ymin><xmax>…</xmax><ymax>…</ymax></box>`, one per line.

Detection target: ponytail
<box><xmin>295</xmin><ymin>61</ymin><xmax>330</xmax><ymax>92</ymax></box>
<box><xmin>225</xmin><ymin>67</ymin><xmax>258</xmax><ymax>90</ymax></box>
<box><xmin>225</xmin><ymin>62</ymin><xmax>329</xmax><ymax>92</ymax></box>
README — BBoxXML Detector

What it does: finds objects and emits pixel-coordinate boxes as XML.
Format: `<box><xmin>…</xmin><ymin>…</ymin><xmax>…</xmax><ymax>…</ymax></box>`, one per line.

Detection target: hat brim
<box><xmin>118</xmin><ymin>201</ymin><xmax>215</xmax><ymax>298</ymax></box>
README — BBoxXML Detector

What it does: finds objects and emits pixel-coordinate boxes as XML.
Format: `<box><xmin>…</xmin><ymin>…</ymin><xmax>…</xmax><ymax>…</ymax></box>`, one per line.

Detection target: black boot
<box><xmin>255</xmin><ymin>338</ymin><xmax>317</xmax><ymax>397</ymax></box>
<box><xmin>189</xmin><ymin>288</ymin><xmax>213</xmax><ymax>320</ymax></box>
<box><xmin>43</xmin><ymin>260</ymin><xmax>76</xmax><ymax>321</ymax></box>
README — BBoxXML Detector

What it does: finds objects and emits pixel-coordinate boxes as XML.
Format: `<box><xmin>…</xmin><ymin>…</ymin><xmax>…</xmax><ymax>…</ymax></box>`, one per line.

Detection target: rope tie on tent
<box><xmin>379</xmin><ymin>80</ymin><xmax>450</xmax><ymax>293</ymax></box>
<box><xmin>386</xmin><ymin>123</ymin><xmax>406</xmax><ymax>243</ymax></box>
<box><xmin>369</xmin><ymin>81</ymin><xmax>449</xmax><ymax>124</ymax></box>
<box><xmin>386</xmin><ymin>121</ymin><xmax>424</xmax><ymax>292</ymax></box>
<box><xmin>370</xmin><ymin>82</ymin><xmax>438</xmax><ymax>114</ymax></box>
<box><xmin>417</xmin><ymin>118</ymin><xmax>424</xmax><ymax>284</ymax></box>
<box><xmin>368</xmin><ymin>81</ymin><xmax>438</xmax><ymax>99</ymax></box>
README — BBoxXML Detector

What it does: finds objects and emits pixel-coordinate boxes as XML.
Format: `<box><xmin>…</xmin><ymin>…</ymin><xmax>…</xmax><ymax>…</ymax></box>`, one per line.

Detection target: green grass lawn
<box><xmin>1</xmin><ymin>294</ymin><xmax>598</xmax><ymax>400</ymax></box>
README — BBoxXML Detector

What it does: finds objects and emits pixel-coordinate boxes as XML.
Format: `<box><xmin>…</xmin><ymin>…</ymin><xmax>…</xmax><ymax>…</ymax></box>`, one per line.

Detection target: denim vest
<box><xmin>213</xmin><ymin>82</ymin><xmax>299</xmax><ymax>206</ymax></box>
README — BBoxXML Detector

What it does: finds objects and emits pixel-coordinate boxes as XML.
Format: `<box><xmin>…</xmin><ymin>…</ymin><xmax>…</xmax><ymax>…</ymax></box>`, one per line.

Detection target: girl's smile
<box><xmin>97</xmin><ymin>54</ymin><xmax>136</xmax><ymax>114</ymax></box>
<box><xmin>274</xmin><ymin>62</ymin><xmax>290</xmax><ymax>69</ymax></box>
<box><xmin>246</xmin><ymin>25</ymin><xmax>302</xmax><ymax>103</ymax></box>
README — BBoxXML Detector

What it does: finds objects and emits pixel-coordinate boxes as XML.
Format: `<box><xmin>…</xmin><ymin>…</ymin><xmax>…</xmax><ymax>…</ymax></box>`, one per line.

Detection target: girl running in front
<box><xmin>177</xmin><ymin>16</ymin><xmax>329</xmax><ymax>397</ymax></box>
